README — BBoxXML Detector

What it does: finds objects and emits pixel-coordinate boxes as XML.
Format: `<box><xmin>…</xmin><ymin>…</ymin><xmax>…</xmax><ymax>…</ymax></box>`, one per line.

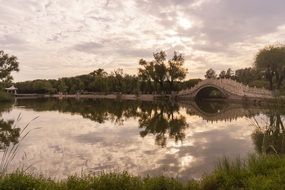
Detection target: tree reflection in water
<box><xmin>0</xmin><ymin>119</ymin><xmax>20</xmax><ymax>150</ymax></box>
<box><xmin>252</xmin><ymin>104</ymin><xmax>285</xmax><ymax>155</ymax></box>
<box><xmin>16</xmin><ymin>98</ymin><xmax>189</xmax><ymax>147</ymax></box>
<box><xmin>17</xmin><ymin>98</ymin><xmax>285</xmax><ymax>148</ymax></box>
<box><xmin>0</xmin><ymin>103</ymin><xmax>37</xmax><ymax>174</ymax></box>
<box><xmin>0</xmin><ymin>102</ymin><xmax>19</xmax><ymax>151</ymax></box>
<box><xmin>0</xmin><ymin>102</ymin><xmax>20</xmax><ymax>174</ymax></box>
<box><xmin>138</xmin><ymin>101</ymin><xmax>188</xmax><ymax>147</ymax></box>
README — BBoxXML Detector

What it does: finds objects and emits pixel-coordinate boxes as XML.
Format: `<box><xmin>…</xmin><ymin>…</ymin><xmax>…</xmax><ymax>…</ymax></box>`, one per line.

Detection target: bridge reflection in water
<box><xmin>180</xmin><ymin>100</ymin><xmax>268</xmax><ymax>122</ymax></box>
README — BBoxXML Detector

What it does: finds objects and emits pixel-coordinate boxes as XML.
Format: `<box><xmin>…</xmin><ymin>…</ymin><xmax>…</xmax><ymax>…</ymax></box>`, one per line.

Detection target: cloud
<box><xmin>73</xmin><ymin>42</ymin><xmax>104</xmax><ymax>53</ymax></box>
<box><xmin>0</xmin><ymin>35</ymin><xmax>26</xmax><ymax>45</ymax></box>
<box><xmin>0</xmin><ymin>0</ymin><xmax>284</xmax><ymax>81</ymax></box>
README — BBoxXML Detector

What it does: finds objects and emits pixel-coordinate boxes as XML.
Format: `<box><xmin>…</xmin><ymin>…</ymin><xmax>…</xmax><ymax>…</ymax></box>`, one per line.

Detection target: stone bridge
<box><xmin>178</xmin><ymin>78</ymin><xmax>273</xmax><ymax>100</ymax></box>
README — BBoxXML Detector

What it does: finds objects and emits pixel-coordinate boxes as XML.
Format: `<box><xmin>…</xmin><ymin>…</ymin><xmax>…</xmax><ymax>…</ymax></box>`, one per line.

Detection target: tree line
<box><xmin>15</xmin><ymin>51</ymin><xmax>194</xmax><ymax>95</ymax></box>
<box><xmin>1</xmin><ymin>44</ymin><xmax>285</xmax><ymax>95</ymax></box>
<box><xmin>204</xmin><ymin>44</ymin><xmax>285</xmax><ymax>91</ymax></box>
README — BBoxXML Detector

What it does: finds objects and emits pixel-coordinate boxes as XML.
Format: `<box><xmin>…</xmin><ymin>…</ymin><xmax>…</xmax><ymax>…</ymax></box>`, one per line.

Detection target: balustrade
<box><xmin>178</xmin><ymin>78</ymin><xmax>273</xmax><ymax>98</ymax></box>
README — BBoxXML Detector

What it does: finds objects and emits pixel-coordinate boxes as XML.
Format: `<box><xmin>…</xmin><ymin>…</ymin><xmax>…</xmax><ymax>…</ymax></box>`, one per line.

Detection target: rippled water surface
<box><xmin>0</xmin><ymin>98</ymin><xmax>284</xmax><ymax>179</ymax></box>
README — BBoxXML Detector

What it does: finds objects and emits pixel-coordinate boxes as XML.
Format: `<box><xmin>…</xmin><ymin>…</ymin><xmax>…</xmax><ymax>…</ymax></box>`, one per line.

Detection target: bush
<box><xmin>0</xmin><ymin>91</ymin><xmax>12</xmax><ymax>102</ymax></box>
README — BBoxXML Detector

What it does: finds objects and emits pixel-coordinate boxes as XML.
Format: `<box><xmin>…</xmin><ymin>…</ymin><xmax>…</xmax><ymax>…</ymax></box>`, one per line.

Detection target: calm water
<box><xmin>0</xmin><ymin>98</ymin><xmax>284</xmax><ymax>179</ymax></box>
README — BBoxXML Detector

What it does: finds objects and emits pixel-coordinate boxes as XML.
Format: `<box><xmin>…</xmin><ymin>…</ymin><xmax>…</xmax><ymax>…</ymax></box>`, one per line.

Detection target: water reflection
<box><xmin>195</xmin><ymin>99</ymin><xmax>229</xmax><ymax>114</ymax></box>
<box><xmin>0</xmin><ymin>102</ymin><xmax>19</xmax><ymax>151</ymax></box>
<box><xmin>16</xmin><ymin>99</ymin><xmax>189</xmax><ymax>146</ymax></box>
<box><xmin>138</xmin><ymin>102</ymin><xmax>188</xmax><ymax>147</ymax></box>
<box><xmin>183</xmin><ymin>100</ymin><xmax>266</xmax><ymax>122</ymax></box>
<box><xmin>0</xmin><ymin>98</ymin><xmax>284</xmax><ymax>179</ymax></box>
<box><xmin>0</xmin><ymin>102</ymin><xmax>12</xmax><ymax>115</ymax></box>
<box><xmin>15</xmin><ymin>98</ymin><xmax>267</xmax><ymax>124</ymax></box>
<box><xmin>15</xmin><ymin>98</ymin><xmax>140</xmax><ymax>124</ymax></box>
<box><xmin>252</xmin><ymin>105</ymin><xmax>285</xmax><ymax>155</ymax></box>
<box><xmin>0</xmin><ymin>119</ymin><xmax>20</xmax><ymax>150</ymax></box>
<box><xmin>0</xmin><ymin>117</ymin><xmax>21</xmax><ymax>174</ymax></box>
<box><xmin>14</xmin><ymin>98</ymin><xmax>278</xmax><ymax>148</ymax></box>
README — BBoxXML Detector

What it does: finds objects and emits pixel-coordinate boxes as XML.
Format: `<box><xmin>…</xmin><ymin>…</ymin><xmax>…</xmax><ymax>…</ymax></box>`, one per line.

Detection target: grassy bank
<box><xmin>0</xmin><ymin>91</ymin><xmax>13</xmax><ymax>102</ymax></box>
<box><xmin>1</xmin><ymin>155</ymin><xmax>285</xmax><ymax>190</ymax></box>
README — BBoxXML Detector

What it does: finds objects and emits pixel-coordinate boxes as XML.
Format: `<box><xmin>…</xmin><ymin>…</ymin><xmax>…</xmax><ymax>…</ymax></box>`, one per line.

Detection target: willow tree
<box><xmin>138</xmin><ymin>59</ymin><xmax>156</xmax><ymax>93</ymax></box>
<box><xmin>153</xmin><ymin>51</ymin><xmax>167</xmax><ymax>92</ymax></box>
<box><xmin>167</xmin><ymin>51</ymin><xmax>187</xmax><ymax>91</ymax></box>
<box><xmin>255</xmin><ymin>45</ymin><xmax>285</xmax><ymax>90</ymax></box>
<box><xmin>0</xmin><ymin>50</ymin><xmax>19</xmax><ymax>89</ymax></box>
<box><xmin>139</xmin><ymin>51</ymin><xmax>188</xmax><ymax>93</ymax></box>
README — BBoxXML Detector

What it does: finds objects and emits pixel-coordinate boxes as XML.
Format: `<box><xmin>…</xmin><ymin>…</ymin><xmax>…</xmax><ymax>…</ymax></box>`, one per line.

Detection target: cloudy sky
<box><xmin>1</xmin><ymin>0</ymin><xmax>285</xmax><ymax>81</ymax></box>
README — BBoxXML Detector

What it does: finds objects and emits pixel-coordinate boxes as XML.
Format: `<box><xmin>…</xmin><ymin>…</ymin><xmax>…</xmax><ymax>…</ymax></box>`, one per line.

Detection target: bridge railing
<box><xmin>178</xmin><ymin>78</ymin><xmax>273</xmax><ymax>98</ymax></box>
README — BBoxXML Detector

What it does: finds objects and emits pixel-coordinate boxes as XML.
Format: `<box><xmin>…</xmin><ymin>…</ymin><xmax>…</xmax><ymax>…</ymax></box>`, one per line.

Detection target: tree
<box><xmin>138</xmin><ymin>51</ymin><xmax>188</xmax><ymax>93</ymax></box>
<box><xmin>225</xmin><ymin>68</ymin><xmax>233</xmax><ymax>79</ymax></box>
<box><xmin>235</xmin><ymin>68</ymin><xmax>257</xmax><ymax>84</ymax></box>
<box><xmin>58</xmin><ymin>79</ymin><xmax>68</xmax><ymax>93</ymax></box>
<box><xmin>219</xmin><ymin>70</ymin><xmax>226</xmax><ymax>79</ymax></box>
<box><xmin>138</xmin><ymin>59</ymin><xmax>156</xmax><ymax>93</ymax></box>
<box><xmin>255</xmin><ymin>45</ymin><xmax>285</xmax><ymax>90</ymax></box>
<box><xmin>205</xmin><ymin>68</ymin><xmax>217</xmax><ymax>79</ymax></box>
<box><xmin>0</xmin><ymin>50</ymin><xmax>19</xmax><ymax>89</ymax></box>
<box><xmin>153</xmin><ymin>51</ymin><xmax>167</xmax><ymax>92</ymax></box>
<box><xmin>167</xmin><ymin>51</ymin><xmax>187</xmax><ymax>91</ymax></box>
<box><xmin>90</xmin><ymin>68</ymin><xmax>107</xmax><ymax>78</ymax></box>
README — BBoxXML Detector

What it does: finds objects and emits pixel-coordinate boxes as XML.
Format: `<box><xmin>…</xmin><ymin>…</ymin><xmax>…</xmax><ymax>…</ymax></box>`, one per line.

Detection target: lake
<box><xmin>0</xmin><ymin>98</ymin><xmax>284</xmax><ymax>180</ymax></box>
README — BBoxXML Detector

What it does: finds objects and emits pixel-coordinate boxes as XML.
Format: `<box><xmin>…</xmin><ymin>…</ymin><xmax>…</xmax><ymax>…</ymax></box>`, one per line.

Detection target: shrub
<box><xmin>0</xmin><ymin>91</ymin><xmax>12</xmax><ymax>102</ymax></box>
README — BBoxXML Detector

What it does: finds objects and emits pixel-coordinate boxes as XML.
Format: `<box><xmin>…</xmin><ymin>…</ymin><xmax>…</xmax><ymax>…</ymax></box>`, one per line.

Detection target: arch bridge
<box><xmin>178</xmin><ymin>79</ymin><xmax>273</xmax><ymax>100</ymax></box>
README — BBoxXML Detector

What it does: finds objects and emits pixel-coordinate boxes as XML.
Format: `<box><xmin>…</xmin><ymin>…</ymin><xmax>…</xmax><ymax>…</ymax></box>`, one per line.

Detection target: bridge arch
<box><xmin>194</xmin><ymin>85</ymin><xmax>227</xmax><ymax>100</ymax></box>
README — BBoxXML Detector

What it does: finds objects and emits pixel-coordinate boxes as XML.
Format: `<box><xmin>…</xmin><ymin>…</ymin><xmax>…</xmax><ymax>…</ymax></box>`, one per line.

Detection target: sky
<box><xmin>1</xmin><ymin>0</ymin><xmax>285</xmax><ymax>82</ymax></box>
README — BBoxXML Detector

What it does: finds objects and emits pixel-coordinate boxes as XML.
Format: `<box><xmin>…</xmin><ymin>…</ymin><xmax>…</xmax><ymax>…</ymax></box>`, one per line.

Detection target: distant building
<box><xmin>5</xmin><ymin>85</ymin><xmax>17</xmax><ymax>95</ymax></box>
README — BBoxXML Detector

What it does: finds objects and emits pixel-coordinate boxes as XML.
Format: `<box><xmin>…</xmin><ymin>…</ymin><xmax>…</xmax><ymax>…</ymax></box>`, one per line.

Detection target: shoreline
<box><xmin>14</xmin><ymin>93</ymin><xmax>285</xmax><ymax>104</ymax></box>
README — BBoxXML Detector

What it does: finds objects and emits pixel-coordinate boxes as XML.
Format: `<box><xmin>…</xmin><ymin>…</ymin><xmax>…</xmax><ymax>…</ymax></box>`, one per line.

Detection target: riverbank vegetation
<box><xmin>204</xmin><ymin>44</ymin><xmax>285</xmax><ymax>94</ymax></box>
<box><xmin>13</xmin><ymin>44</ymin><xmax>285</xmax><ymax>96</ymax></box>
<box><xmin>0</xmin><ymin>155</ymin><xmax>284</xmax><ymax>190</ymax></box>
<box><xmin>0</xmin><ymin>91</ymin><xmax>12</xmax><ymax>102</ymax></box>
<box><xmin>16</xmin><ymin>51</ymin><xmax>191</xmax><ymax>95</ymax></box>
<box><xmin>0</xmin><ymin>50</ymin><xmax>19</xmax><ymax>102</ymax></box>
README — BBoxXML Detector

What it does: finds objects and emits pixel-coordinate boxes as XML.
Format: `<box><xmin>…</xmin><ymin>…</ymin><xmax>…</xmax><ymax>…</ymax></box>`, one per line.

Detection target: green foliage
<box><xmin>0</xmin><ymin>91</ymin><xmax>12</xmax><ymax>102</ymax></box>
<box><xmin>16</xmin><ymin>69</ymin><xmax>140</xmax><ymax>95</ymax></box>
<box><xmin>251</xmin><ymin>111</ymin><xmax>285</xmax><ymax>155</ymax></box>
<box><xmin>16</xmin><ymin>98</ymin><xmax>189</xmax><ymax>146</ymax></box>
<box><xmin>204</xmin><ymin>68</ymin><xmax>217</xmax><ymax>79</ymax></box>
<box><xmin>235</xmin><ymin>67</ymin><xmax>262</xmax><ymax>84</ymax></box>
<box><xmin>1</xmin><ymin>155</ymin><xmax>285</xmax><ymax>189</ymax></box>
<box><xmin>255</xmin><ymin>44</ymin><xmax>285</xmax><ymax>90</ymax></box>
<box><xmin>0</xmin><ymin>50</ymin><xmax>19</xmax><ymax>88</ymax></box>
<box><xmin>248</xmin><ymin>80</ymin><xmax>269</xmax><ymax>88</ymax></box>
<box><xmin>168</xmin><ymin>51</ymin><xmax>188</xmax><ymax>91</ymax></box>
<box><xmin>0</xmin><ymin>119</ymin><xmax>20</xmax><ymax>150</ymax></box>
<box><xmin>197</xmin><ymin>155</ymin><xmax>285</xmax><ymax>190</ymax></box>
<box><xmin>178</xmin><ymin>79</ymin><xmax>201</xmax><ymax>90</ymax></box>
<box><xmin>16</xmin><ymin>51</ymin><xmax>188</xmax><ymax>95</ymax></box>
<box><xmin>139</xmin><ymin>51</ymin><xmax>188</xmax><ymax>93</ymax></box>
<box><xmin>218</xmin><ymin>70</ymin><xmax>226</xmax><ymax>79</ymax></box>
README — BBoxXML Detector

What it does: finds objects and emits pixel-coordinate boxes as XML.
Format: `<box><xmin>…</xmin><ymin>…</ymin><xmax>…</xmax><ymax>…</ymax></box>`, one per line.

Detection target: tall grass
<box><xmin>0</xmin><ymin>115</ymin><xmax>39</xmax><ymax>175</ymax></box>
<box><xmin>0</xmin><ymin>155</ymin><xmax>285</xmax><ymax>190</ymax></box>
